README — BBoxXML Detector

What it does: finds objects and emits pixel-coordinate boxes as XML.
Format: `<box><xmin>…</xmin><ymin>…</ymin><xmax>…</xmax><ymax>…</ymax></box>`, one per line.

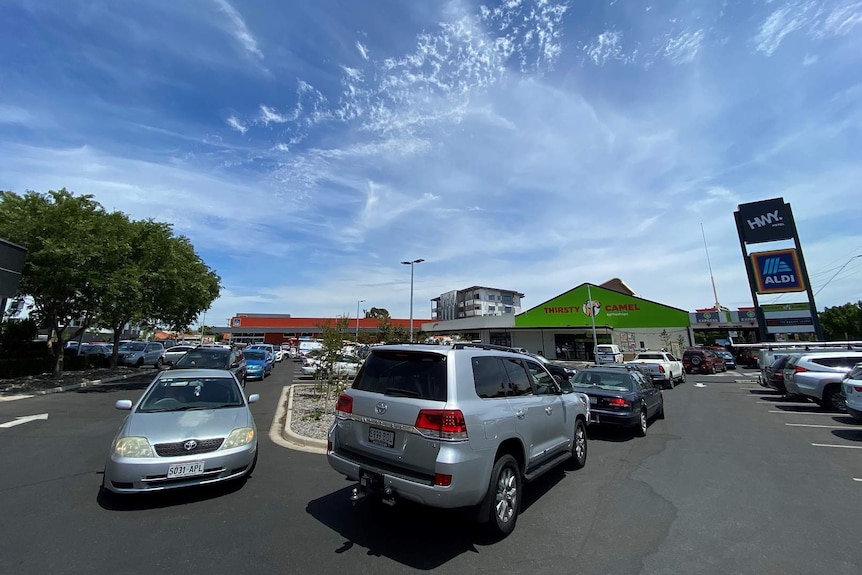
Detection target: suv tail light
<box><xmin>608</xmin><ymin>398</ymin><xmax>630</xmax><ymax>408</ymax></box>
<box><xmin>415</xmin><ymin>410</ymin><xmax>468</xmax><ymax>441</ymax></box>
<box><xmin>335</xmin><ymin>393</ymin><xmax>353</xmax><ymax>415</ymax></box>
<box><xmin>853</xmin><ymin>386</ymin><xmax>862</xmax><ymax>393</ymax></box>
<box><xmin>794</xmin><ymin>366</ymin><xmax>809</xmax><ymax>374</ymax></box>
<box><xmin>658</xmin><ymin>365</ymin><xmax>665</xmax><ymax>373</ymax></box>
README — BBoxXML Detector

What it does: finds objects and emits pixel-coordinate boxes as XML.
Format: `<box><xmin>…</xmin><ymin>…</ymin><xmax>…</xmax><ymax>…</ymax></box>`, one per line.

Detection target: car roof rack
<box><xmin>452</xmin><ymin>342</ymin><xmax>518</xmax><ymax>352</ymax></box>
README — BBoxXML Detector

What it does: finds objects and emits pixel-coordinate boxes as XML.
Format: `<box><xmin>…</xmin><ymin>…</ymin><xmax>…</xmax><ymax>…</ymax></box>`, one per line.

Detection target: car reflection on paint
<box><xmin>102</xmin><ymin>369</ymin><xmax>259</xmax><ymax>495</ymax></box>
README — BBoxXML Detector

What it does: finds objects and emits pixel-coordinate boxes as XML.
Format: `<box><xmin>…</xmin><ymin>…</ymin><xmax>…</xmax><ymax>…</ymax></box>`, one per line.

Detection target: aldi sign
<box><xmin>750</xmin><ymin>249</ymin><xmax>805</xmax><ymax>294</ymax></box>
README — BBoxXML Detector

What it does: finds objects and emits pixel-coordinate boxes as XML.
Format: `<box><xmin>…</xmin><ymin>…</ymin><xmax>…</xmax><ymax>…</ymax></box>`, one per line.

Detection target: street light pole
<box><xmin>400</xmin><ymin>259</ymin><xmax>425</xmax><ymax>342</ymax></box>
<box><xmin>355</xmin><ymin>299</ymin><xmax>366</xmax><ymax>343</ymax></box>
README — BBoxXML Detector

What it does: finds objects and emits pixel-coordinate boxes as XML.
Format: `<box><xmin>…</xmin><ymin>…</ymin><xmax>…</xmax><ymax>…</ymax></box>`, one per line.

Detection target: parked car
<box><xmin>170</xmin><ymin>346</ymin><xmax>247</xmax><ymax>387</ymax></box>
<box><xmin>162</xmin><ymin>345</ymin><xmax>198</xmax><ymax>366</ymax></box>
<box><xmin>759</xmin><ymin>354</ymin><xmax>795</xmax><ymax>394</ymax></box>
<box><xmin>300</xmin><ymin>354</ymin><xmax>363</xmax><ymax>378</ymax></box>
<box><xmin>327</xmin><ymin>343</ymin><xmax>590</xmax><ymax>538</ymax></box>
<box><xmin>626</xmin><ymin>351</ymin><xmax>685</xmax><ymax>389</ymax></box>
<box><xmin>841</xmin><ymin>364</ymin><xmax>862</xmax><ymax>421</ymax></box>
<box><xmin>103</xmin><ymin>369</ymin><xmax>259</xmax><ymax>494</ymax></box>
<box><xmin>243</xmin><ymin>349</ymin><xmax>272</xmax><ymax>380</ymax></box>
<box><xmin>782</xmin><ymin>351</ymin><xmax>862</xmax><ymax>410</ymax></box>
<box><xmin>682</xmin><ymin>348</ymin><xmax>726</xmax><ymax>374</ymax></box>
<box><xmin>716</xmin><ymin>350</ymin><xmax>736</xmax><ymax>369</ymax></box>
<box><xmin>594</xmin><ymin>344</ymin><xmax>624</xmax><ymax>365</ymax></box>
<box><xmin>78</xmin><ymin>343</ymin><xmax>113</xmax><ymax>365</ymax></box>
<box><xmin>117</xmin><ymin>341</ymin><xmax>165</xmax><ymax>368</ymax></box>
<box><xmin>570</xmin><ymin>364</ymin><xmax>663</xmax><ymax>436</ymax></box>
<box><xmin>249</xmin><ymin>344</ymin><xmax>277</xmax><ymax>369</ymax></box>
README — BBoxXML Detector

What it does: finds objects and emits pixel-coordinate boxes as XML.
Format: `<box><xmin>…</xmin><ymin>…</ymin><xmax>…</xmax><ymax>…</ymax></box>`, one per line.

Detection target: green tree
<box><xmin>0</xmin><ymin>189</ymin><xmax>120</xmax><ymax>376</ymax></box>
<box><xmin>819</xmin><ymin>302</ymin><xmax>862</xmax><ymax>340</ymax></box>
<box><xmin>94</xmin><ymin>218</ymin><xmax>220</xmax><ymax>367</ymax></box>
<box><xmin>659</xmin><ymin>329</ymin><xmax>672</xmax><ymax>350</ymax></box>
<box><xmin>314</xmin><ymin>316</ymin><xmax>351</xmax><ymax>401</ymax></box>
<box><xmin>377</xmin><ymin>316</ymin><xmax>393</xmax><ymax>342</ymax></box>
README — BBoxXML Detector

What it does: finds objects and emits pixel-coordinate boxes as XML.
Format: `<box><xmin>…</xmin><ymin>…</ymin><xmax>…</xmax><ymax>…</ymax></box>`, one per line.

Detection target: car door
<box><xmin>634</xmin><ymin>371</ymin><xmax>660</xmax><ymax>416</ymax></box>
<box><xmin>145</xmin><ymin>343</ymin><xmax>162</xmax><ymax>365</ymax></box>
<box><xmin>502</xmin><ymin>357</ymin><xmax>565</xmax><ymax>470</ymax></box>
<box><xmin>523</xmin><ymin>359</ymin><xmax>569</xmax><ymax>452</ymax></box>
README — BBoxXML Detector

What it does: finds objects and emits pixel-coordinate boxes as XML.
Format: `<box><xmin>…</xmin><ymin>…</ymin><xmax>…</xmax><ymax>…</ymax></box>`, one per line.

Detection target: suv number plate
<box><xmin>368</xmin><ymin>427</ymin><xmax>394</xmax><ymax>448</ymax></box>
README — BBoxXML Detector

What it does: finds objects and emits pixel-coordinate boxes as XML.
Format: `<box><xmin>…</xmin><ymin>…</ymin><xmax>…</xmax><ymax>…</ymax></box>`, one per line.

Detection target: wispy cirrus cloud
<box><xmin>211</xmin><ymin>0</ymin><xmax>264</xmax><ymax>59</ymax></box>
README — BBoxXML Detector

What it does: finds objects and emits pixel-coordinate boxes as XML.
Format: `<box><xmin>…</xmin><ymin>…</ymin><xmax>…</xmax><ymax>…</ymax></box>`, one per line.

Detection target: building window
<box><xmin>504</xmin><ymin>306</ymin><xmax>512</xmax><ymax>313</ymax></box>
<box><xmin>502</xmin><ymin>294</ymin><xmax>513</xmax><ymax>304</ymax></box>
<box><xmin>488</xmin><ymin>305</ymin><xmax>496</xmax><ymax>312</ymax></box>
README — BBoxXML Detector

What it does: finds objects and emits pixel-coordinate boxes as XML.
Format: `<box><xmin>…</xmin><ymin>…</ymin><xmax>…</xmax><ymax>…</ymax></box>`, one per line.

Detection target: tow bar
<box><xmin>349</xmin><ymin>481</ymin><xmax>397</xmax><ymax>507</ymax></box>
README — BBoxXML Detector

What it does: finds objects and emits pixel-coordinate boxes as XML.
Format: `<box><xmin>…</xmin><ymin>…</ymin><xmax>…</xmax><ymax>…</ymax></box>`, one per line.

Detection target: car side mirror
<box><xmin>115</xmin><ymin>400</ymin><xmax>133</xmax><ymax>410</ymax></box>
<box><xmin>247</xmin><ymin>394</ymin><xmax>260</xmax><ymax>404</ymax></box>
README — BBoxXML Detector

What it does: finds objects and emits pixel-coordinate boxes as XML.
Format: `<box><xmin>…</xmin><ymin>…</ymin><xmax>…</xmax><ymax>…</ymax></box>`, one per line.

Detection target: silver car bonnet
<box><xmin>123</xmin><ymin>407</ymin><xmax>251</xmax><ymax>444</ymax></box>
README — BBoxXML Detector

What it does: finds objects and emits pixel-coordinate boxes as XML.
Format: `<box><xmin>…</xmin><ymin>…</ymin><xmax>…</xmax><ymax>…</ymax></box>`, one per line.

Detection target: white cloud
<box><xmin>802</xmin><ymin>53</ymin><xmax>819</xmax><ymax>65</ymax></box>
<box><xmin>356</xmin><ymin>40</ymin><xmax>370</xmax><ymax>60</ymax></box>
<box><xmin>226</xmin><ymin>115</ymin><xmax>247</xmax><ymax>134</ymax></box>
<box><xmin>754</xmin><ymin>2</ymin><xmax>816</xmax><ymax>55</ymax></box>
<box><xmin>583</xmin><ymin>31</ymin><xmax>626</xmax><ymax>66</ymax></box>
<box><xmin>259</xmin><ymin>105</ymin><xmax>287</xmax><ymax>125</ymax></box>
<box><xmin>663</xmin><ymin>29</ymin><xmax>705</xmax><ymax>64</ymax></box>
<box><xmin>211</xmin><ymin>0</ymin><xmax>264</xmax><ymax>59</ymax></box>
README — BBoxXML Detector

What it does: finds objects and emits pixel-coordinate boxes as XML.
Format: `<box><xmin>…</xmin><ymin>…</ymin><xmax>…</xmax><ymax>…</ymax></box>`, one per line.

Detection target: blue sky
<box><xmin>1</xmin><ymin>0</ymin><xmax>861</xmax><ymax>327</ymax></box>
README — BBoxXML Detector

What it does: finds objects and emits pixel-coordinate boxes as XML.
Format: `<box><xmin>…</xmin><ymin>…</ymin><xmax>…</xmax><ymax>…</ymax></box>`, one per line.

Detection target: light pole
<box><xmin>400</xmin><ymin>258</ymin><xmax>425</xmax><ymax>342</ymax></box>
<box><xmin>355</xmin><ymin>299</ymin><xmax>366</xmax><ymax>343</ymax></box>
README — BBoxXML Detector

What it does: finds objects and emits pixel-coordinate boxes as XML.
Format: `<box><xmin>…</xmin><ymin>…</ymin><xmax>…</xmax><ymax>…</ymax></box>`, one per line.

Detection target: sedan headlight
<box><xmin>114</xmin><ymin>437</ymin><xmax>154</xmax><ymax>458</ymax></box>
<box><xmin>222</xmin><ymin>427</ymin><xmax>255</xmax><ymax>449</ymax></box>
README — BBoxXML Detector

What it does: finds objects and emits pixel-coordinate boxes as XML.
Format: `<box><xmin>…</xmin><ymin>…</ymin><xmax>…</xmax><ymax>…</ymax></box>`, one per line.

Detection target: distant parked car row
<box><xmin>759</xmin><ymin>348</ymin><xmax>862</xmax><ymax>413</ymax></box>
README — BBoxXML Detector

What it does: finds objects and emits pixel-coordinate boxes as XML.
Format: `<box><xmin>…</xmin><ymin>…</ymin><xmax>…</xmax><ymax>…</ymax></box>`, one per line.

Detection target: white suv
<box><xmin>327</xmin><ymin>343</ymin><xmax>590</xmax><ymax>538</ymax></box>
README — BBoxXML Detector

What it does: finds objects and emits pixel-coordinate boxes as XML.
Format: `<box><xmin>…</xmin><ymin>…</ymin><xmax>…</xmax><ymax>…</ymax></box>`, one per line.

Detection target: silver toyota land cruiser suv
<box><xmin>327</xmin><ymin>343</ymin><xmax>590</xmax><ymax>538</ymax></box>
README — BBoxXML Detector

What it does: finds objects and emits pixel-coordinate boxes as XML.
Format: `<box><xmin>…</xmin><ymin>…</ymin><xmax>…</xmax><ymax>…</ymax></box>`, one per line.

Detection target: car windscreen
<box><xmin>571</xmin><ymin>371</ymin><xmax>634</xmax><ymax>392</ymax></box>
<box><xmin>352</xmin><ymin>350</ymin><xmax>447</xmax><ymax>401</ymax></box>
<box><xmin>172</xmin><ymin>350</ymin><xmax>230</xmax><ymax>369</ymax></box>
<box><xmin>138</xmin><ymin>377</ymin><xmax>243</xmax><ymax>412</ymax></box>
<box><xmin>244</xmin><ymin>350</ymin><xmax>266</xmax><ymax>360</ymax></box>
<box><xmin>120</xmin><ymin>342</ymin><xmax>146</xmax><ymax>351</ymax></box>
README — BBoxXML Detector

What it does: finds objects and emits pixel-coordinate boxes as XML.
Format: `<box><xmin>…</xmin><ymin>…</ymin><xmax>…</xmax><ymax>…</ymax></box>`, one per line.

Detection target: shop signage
<box><xmin>750</xmin><ymin>249</ymin><xmax>805</xmax><ymax>294</ymax></box>
<box><xmin>736</xmin><ymin>198</ymin><xmax>796</xmax><ymax>244</ymax></box>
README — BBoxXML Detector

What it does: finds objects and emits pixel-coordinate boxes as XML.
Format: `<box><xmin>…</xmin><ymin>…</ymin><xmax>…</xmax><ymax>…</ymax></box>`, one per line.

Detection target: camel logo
<box><xmin>582</xmin><ymin>300</ymin><xmax>602</xmax><ymax>317</ymax></box>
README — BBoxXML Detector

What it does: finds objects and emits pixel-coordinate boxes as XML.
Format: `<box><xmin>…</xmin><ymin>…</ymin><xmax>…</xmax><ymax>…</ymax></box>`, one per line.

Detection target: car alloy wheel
<box><xmin>570</xmin><ymin>420</ymin><xmax>587</xmax><ymax>469</ymax></box>
<box><xmin>485</xmin><ymin>454</ymin><xmax>521</xmax><ymax>538</ymax></box>
<box><xmin>636</xmin><ymin>409</ymin><xmax>647</xmax><ymax>437</ymax></box>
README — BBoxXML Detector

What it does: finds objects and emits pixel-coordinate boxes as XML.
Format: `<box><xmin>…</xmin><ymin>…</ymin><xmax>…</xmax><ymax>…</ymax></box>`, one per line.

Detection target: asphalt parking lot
<box><xmin>0</xmin><ymin>363</ymin><xmax>860</xmax><ymax>575</ymax></box>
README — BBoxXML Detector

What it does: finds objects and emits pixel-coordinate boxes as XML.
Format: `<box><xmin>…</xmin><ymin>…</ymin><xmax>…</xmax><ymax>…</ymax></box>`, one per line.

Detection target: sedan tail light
<box><xmin>608</xmin><ymin>398</ymin><xmax>630</xmax><ymax>408</ymax></box>
<box><xmin>853</xmin><ymin>386</ymin><xmax>862</xmax><ymax>393</ymax></box>
<box><xmin>794</xmin><ymin>366</ymin><xmax>809</xmax><ymax>373</ymax></box>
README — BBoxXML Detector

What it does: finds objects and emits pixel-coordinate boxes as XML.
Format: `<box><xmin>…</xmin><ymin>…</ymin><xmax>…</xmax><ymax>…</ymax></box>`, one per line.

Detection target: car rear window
<box><xmin>571</xmin><ymin>371</ymin><xmax>634</xmax><ymax>391</ymax></box>
<box><xmin>173</xmin><ymin>350</ymin><xmax>230</xmax><ymax>369</ymax></box>
<box><xmin>352</xmin><ymin>350</ymin><xmax>447</xmax><ymax>401</ymax></box>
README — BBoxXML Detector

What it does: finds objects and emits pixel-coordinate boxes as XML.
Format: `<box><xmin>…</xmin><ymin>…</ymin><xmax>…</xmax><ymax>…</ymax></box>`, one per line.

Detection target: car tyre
<box><xmin>483</xmin><ymin>454</ymin><xmax>521</xmax><ymax>539</ymax></box>
<box><xmin>135</xmin><ymin>357</ymin><xmax>144</xmax><ymax>368</ymax></box>
<box><xmin>156</xmin><ymin>356</ymin><xmax>164</xmax><ymax>368</ymax></box>
<box><xmin>568</xmin><ymin>419</ymin><xmax>587</xmax><ymax>470</ymax></box>
<box><xmin>690</xmin><ymin>355</ymin><xmax>702</xmax><ymax>368</ymax></box>
<box><xmin>635</xmin><ymin>408</ymin><xmax>648</xmax><ymax>437</ymax></box>
<box><xmin>822</xmin><ymin>385</ymin><xmax>845</xmax><ymax>412</ymax></box>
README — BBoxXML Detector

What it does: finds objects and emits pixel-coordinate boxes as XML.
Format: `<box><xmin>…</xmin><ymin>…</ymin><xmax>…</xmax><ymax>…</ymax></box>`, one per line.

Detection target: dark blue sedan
<box><xmin>570</xmin><ymin>365</ymin><xmax>664</xmax><ymax>437</ymax></box>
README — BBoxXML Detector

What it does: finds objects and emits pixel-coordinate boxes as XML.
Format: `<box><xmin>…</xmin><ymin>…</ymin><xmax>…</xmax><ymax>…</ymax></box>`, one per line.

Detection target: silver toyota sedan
<box><xmin>103</xmin><ymin>369</ymin><xmax>259</xmax><ymax>494</ymax></box>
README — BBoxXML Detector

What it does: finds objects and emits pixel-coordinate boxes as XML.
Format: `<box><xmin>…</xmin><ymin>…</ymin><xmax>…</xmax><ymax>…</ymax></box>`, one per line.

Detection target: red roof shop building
<box><xmin>223</xmin><ymin>313</ymin><xmax>431</xmax><ymax>346</ymax></box>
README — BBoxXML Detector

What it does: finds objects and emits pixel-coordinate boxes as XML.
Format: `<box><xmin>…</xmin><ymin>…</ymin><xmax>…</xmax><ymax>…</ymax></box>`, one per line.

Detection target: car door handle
<box><xmin>515</xmin><ymin>409</ymin><xmax>526</xmax><ymax>419</ymax></box>
<box><xmin>545</xmin><ymin>406</ymin><xmax>553</xmax><ymax>415</ymax></box>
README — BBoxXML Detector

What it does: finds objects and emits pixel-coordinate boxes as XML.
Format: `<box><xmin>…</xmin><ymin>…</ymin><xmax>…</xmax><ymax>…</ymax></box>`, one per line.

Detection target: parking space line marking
<box><xmin>0</xmin><ymin>395</ymin><xmax>34</xmax><ymax>402</ymax></box>
<box><xmin>854</xmin><ymin>478</ymin><xmax>862</xmax><ymax>482</ymax></box>
<box><xmin>768</xmin><ymin>410</ymin><xmax>843</xmax><ymax>415</ymax></box>
<box><xmin>786</xmin><ymin>423</ymin><xmax>847</xmax><ymax>429</ymax></box>
<box><xmin>757</xmin><ymin>401</ymin><xmax>809</xmax><ymax>405</ymax></box>
<box><xmin>811</xmin><ymin>443</ymin><xmax>862</xmax><ymax>450</ymax></box>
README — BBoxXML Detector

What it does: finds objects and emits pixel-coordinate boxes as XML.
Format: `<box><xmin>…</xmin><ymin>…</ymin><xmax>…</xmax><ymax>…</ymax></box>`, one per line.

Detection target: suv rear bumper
<box><xmin>327</xmin><ymin>447</ymin><xmax>490</xmax><ymax>509</ymax></box>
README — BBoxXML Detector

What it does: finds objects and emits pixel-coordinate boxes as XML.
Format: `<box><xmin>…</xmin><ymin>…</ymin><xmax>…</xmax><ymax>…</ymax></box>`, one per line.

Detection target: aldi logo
<box><xmin>750</xmin><ymin>249</ymin><xmax>806</xmax><ymax>294</ymax></box>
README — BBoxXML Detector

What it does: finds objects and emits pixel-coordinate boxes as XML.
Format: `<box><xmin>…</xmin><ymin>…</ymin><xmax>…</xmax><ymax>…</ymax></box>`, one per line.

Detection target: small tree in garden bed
<box><xmin>314</xmin><ymin>315</ymin><xmax>352</xmax><ymax>407</ymax></box>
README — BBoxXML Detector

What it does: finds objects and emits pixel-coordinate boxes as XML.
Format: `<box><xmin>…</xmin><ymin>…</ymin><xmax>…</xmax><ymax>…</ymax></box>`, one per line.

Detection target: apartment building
<box><xmin>431</xmin><ymin>286</ymin><xmax>524</xmax><ymax>321</ymax></box>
